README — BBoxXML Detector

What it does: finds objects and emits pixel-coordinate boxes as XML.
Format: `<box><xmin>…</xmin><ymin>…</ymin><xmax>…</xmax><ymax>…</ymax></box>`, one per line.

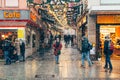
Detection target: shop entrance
<box><xmin>100</xmin><ymin>25</ymin><xmax>120</xmax><ymax>60</ymax></box>
<box><xmin>0</xmin><ymin>29</ymin><xmax>17</xmax><ymax>59</ymax></box>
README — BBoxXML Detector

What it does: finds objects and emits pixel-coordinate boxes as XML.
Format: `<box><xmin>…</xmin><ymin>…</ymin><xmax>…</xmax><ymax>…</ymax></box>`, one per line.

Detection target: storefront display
<box><xmin>100</xmin><ymin>25</ymin><xmax>120</xmax><ymax>58</ymax></box>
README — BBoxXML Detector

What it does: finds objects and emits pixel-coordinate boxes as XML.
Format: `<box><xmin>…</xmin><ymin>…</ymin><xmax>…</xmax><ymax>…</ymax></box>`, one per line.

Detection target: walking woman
<box><xmin>53</xmin><ymin>38</ymin><xmax>62</xmax><ymax>64</ymax></box>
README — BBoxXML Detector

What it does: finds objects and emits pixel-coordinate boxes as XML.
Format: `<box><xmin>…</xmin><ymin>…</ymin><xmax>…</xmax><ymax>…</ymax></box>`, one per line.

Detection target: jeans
<box><xmin>21</xmin><ymin>51</ymin><xmax>25</xmax><ymax>61</ymax></box>
<box><xmin>55</xmin><ymin>55</ymin><xmax>59</xmax><ymax>63</ymax></box>
<box><xmin>81</xmin><ymin>51</ymin><xmax>92</xmax><ymax>66</ymax></box>
<box><xmin>4</xmin><ymin>51</ymin><xmax>11</xmax><ymax>64</ymax></box>
<box><xmin>105</xmin><ymin>55</ymin><xmax>112</xmax><ymax>69</ymax></box>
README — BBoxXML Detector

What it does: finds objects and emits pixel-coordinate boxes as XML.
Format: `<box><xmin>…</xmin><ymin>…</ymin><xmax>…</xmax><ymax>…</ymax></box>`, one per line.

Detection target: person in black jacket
<box><xmin>3</xmin><ymin>39</ymin><xmax>11</xmax><ymax>65</ymax></box>
<box><xmin>81</xmin><ymin>35</ymin><xmax>92</xmax><ymax>68</ymax></box>
<box><xmin>20</xmin><ymin>39</ymin><xmax>25</xmax><ymax>61</ymax></box>
<box><xmin>104</xmin><ymin>36</ymin><xmax>113</xmax><ymax>73</ymax></box>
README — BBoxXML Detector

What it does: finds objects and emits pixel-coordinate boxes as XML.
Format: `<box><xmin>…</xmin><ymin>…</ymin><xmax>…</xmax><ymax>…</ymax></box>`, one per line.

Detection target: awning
<box><xmin>0</xmin><ymin>20</ymin><xmax>40</xmax><ymax>28</ymax></box>
<box><xmin>90</xmin><ymin>5</ymin><xmax>120</xmax><ymax>15</ymax></box>
<box><xmin>0</xmin><ymin>20</ymin><xmax>28</xmax><ymax>27</ymax></box>
<box><xmin>26</xmin><ymin>20</ymin><xmax>39</xmax><ymax>28</ymax></box>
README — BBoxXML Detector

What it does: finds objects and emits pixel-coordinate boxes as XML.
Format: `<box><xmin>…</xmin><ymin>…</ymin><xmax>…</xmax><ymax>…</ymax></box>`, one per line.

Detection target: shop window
<box><xmin>101</xmin><ymin>0</ymin><xmax>120</xmax><ymax>5</ymax></box>
<box><xmin>5</xmin><ymin>0</ymin><xmax>19</xmax><ymax>7</ymax></box>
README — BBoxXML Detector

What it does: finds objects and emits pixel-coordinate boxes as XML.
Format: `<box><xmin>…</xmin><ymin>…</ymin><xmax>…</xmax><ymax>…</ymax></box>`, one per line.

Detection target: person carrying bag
<box><xmin>53</xmin><ymin>38</ymin><xmax>62</xmax><ymax>64</ymax></box>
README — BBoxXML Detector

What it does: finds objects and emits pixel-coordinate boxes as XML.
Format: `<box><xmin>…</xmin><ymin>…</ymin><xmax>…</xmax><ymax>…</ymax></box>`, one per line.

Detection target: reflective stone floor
<box><xmin>0</xmin><ymin>43</ymin><xmax>120</xmax><ymax>80</ymax></box>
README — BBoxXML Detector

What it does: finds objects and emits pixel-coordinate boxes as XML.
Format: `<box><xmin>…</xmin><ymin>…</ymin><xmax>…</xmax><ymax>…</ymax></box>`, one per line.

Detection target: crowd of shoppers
<box><xmin>64</xmin><ymin>34</ymin><xmax>76</xmax><ymax>47</ymax></box>
<box><xmin>0</xmin><ymin>38</ymin><xmax>25</xmax><ymax>65</ymax></box>
<box><xmin>0</xmin><ymin>32</ymin><xmax>114</xmax><ymax>74</ymax></box>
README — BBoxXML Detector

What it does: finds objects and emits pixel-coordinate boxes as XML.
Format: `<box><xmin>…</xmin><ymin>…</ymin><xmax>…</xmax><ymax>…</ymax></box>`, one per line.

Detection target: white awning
<box><xmin>89</xmin><ymin>5</ymin><xmax>120</xmax><ymax>15</ymax></box>
<box><xmin>0</xmin><ymin>21</ymin><xmax>27</xmax><ymax>27</ymax></box>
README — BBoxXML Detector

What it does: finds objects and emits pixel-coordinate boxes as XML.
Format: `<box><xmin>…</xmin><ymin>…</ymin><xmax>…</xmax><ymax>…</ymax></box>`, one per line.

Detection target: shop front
<box><xmin>97</xmin><ymin>15</ymin><xmax>120</xmax><ymax>60</ymax></box>
<box><xmin>0</xmin><ymin>10</ymin><xmax>31</xmax><ymax>58</ymax></box>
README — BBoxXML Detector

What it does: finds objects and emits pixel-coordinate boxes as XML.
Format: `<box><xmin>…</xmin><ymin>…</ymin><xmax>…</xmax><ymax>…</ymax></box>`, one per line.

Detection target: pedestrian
<box><xmin>53</xmin><ymin>38</ymin><xmax>62</xmax><ymax>64</ymax></box>
<box><xmin>88</xmin><ymin>42</ymin><xmax>94</xmax><ymax>64</ymax></box>
<box><xmin>3</xmin><ymin>39</ymin><xmax>11</xmax><ymax>65</ymax></box>
<box><xmin>64</xmin><ymin>35</ymin><xmax>68</xmax><ymax>47</ymax></box>
<box><xmin>20</xmin><ymin>39</ymin><xmax>25</xmax><ymax>61</ymax></box>
<box><xmin>15</xmin><ymin>39</ymin><xmax>20</xmax><ymax>62</ymax></box>
<box><xmin>81</xmin><ymin>35</ymin><xmax>92</xmax><ymax>68</ymax></box>
<box><xmin>71</xmin><ymin>35</ymin><xmax>74</xmax><ymax>46</ymax></box>
<box><xmin>9</xmin><ymin>42</ymin><xmax>16</xmax><ymax>62</ymax></box>
<box><xmin>104</xmin><ymin>36</ymin><xmax>113</xmax><ymax>73</ymax></box>
<box><xmin>58</xmin><ymin>34</ymin><xmax>61</xmax><ymax>41</ymax></box>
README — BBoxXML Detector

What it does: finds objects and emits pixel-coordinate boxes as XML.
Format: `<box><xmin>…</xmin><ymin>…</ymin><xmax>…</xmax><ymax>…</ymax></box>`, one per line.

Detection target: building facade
<box><xmin>0</xmin><ymin>0</ymin><xmax>40</xmax><ymax>58</ymax></box>
<box><xmin>88</xmin><ymin>0</ymin><xmax>120</xmax><ymax>59</ymax></box>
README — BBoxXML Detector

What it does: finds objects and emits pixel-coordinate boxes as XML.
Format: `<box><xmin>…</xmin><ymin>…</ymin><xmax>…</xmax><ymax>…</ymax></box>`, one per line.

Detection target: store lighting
<box><xmin>2</xmin><ymin>35</ymin><xmax>5</xmax><ymax>38</ymax></box>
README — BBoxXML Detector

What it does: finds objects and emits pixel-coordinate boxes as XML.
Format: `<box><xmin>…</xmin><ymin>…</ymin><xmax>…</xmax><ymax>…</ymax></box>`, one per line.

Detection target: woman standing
<box><xmin>53</xmin><ymin>38</ymin><xmax>62</xmax><ymax>64</ymax></box>
<box><xmin>15</xmin><ymin>39</ymin><xmax>20</xmax><ymax>62</ymax></box>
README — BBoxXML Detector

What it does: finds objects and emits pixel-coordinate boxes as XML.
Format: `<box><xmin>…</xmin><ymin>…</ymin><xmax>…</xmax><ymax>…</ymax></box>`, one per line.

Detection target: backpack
<box><xmin>109</xmin><ymin>42</ymin><xmax>114</xmax><ymax>51</ymax></box>
<box><xmin>82</xmin><ymin>37</ymin><xmax>89</xmax><ymax>52</ymax></box>
<box><xmin>108</xmin><ymin>41</ymin><xmax>114</xmax><ymax>55</ymax></box>
<box><xmin>88</xmin><ymin>42</ymin><xmax>93</xmax><ymax>50</ymax></box>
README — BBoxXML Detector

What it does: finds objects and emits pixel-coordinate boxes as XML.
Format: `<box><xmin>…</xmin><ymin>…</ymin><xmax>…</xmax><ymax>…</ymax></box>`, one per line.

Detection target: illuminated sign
<box><xmin>4</xmin><ymin>11</ymin><xmax>20</xmax><ymax>18</ymax></box>
<box><xmin>97</xmin><ymin>15</ymin><xmax>120</xmax><ymax>24</ymax></box>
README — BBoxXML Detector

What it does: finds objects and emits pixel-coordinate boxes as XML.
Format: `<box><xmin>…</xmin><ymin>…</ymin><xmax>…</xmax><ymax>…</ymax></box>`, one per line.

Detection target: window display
<box><xmin>100</xmin><ymin>25</ymin><xmax>120</xmax><ymax>58</ymax></box>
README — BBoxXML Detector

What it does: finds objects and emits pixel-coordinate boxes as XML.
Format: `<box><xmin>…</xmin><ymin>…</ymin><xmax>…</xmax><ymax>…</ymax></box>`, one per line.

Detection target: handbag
<box><xmin>57</xmin><ymin>50</ymin><xmax>61</xmax><ymax>55</ymax></box>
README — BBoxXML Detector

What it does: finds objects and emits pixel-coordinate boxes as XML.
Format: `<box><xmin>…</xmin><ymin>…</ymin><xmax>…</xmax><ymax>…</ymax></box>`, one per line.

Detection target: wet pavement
<box><xmin>0</xmin><ymin>42</ymin><xmax>120</xmax><ymax>80</ymax></box>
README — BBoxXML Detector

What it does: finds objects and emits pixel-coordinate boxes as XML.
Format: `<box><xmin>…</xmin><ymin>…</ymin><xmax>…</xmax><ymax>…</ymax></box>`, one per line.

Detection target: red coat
<box><xmin>53</xmin><ymin>43</ymin><xmax>62</xmax><ymax>55</ymax></box>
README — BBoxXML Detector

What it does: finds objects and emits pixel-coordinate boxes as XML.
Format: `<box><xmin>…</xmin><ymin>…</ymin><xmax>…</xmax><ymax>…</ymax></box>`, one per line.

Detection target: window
<box><xmin>0</xmin><ymin>0</ymin><xmax>2</xmax><ymax>7</ymax></box>
<box><xmin>101</xmin><ymin>0</ymin><xmax>120</xmax><ymax>5</ymax></box>
<box><xmin>5</xmin><ymin>0</ymin><xmax>19</xmax><ymax>7</ymax></box>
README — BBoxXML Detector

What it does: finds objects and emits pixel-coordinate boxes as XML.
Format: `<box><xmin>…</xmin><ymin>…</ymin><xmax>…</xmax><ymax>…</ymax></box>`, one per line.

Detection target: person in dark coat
<box><xmin>3</xmin><ymin>39</ymin><xmax>11</xmax><ymax>65</ymax></box>
<box><xmin>20</xmin><ymin>39</ymin><xmax>25</xmax><ymax>61</ymax></box>
<box><xmin>104</xmin><ymin>36</ymin><xmax>113</xmax><ymax>73</ymax></box>
<box><xmin>81</xmin><ymin>35</ymin><xmax>92</xmax><ymax>68</ymax></box>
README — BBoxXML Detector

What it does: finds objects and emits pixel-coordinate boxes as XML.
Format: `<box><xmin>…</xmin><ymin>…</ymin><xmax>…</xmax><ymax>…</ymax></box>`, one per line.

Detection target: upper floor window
<box><xmin>101</xmin><ymin>0</ymin><xmax>120</xmax><ymax>5</ymax></box>
<box><xmin>0</xmin><ymin>0</ymin><xmax>2</xmax><ymax>7</ymax></box>
<box><xmin>5</xmin><ymin>0</ymin><xmax>19</xmax><ymax>7</ymax></box>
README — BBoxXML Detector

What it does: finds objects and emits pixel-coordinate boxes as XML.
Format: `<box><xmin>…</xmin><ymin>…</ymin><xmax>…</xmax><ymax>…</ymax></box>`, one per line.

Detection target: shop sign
<box><xmin>30</xmin><ymin>12</ymin><xmax>37</xmax><ymax>22</ymax></box>
<box><xmin>0</xmin><ymin>10</ymin><xmax>30</xmax><ymax>20</ymax></box>
<box><xmin>4</xmin><ymin>11</ymin><xmax>20</xmax><ymax>18</ymax></box>
<box><xmin>18</xmin><ymin>29</ymin><xmax>25</xmax><ymax>39</ymax></box>
<box><xmin>77</xmin><ymin>16</ymin><xmax>86</xmax><ymax>27</ymax></box>
<box><xmin>97</xmin><ymin>15</ymin><xmax>120</xmax><ymax>24</ymax></box>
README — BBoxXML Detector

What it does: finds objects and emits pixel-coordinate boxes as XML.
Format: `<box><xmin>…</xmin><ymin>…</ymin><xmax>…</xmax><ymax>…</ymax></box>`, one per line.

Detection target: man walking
<box><xmin>81</xmin><ymin>35</ymin><xmax>92</xmax><ymax>68</ymax></box>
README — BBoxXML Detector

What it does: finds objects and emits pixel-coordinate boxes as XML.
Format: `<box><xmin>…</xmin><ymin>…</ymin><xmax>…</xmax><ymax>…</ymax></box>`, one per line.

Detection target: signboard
<box><xmin>30</xmin><ymin>12</ymin><xmax>37</xmax><ymax>22</ymax></box>
<box><xmin>4</xmin><ymin>11</ymin><xmax>20</xmax><ymax>18</ymax></box>
<box><xmin>18</xmin><ymin>29</ymin><xmax>25</xmax><ymax>39</ymax></box>
<box><xmin>77</xmin><ymin>16</ymin><xmax>87</xmax><ymax>27</ymax></box>
<box><xmin>97</xmin><ymin>15</ymin><xmax>120</xmax><ymax>24</ymax></box>
<box><xmin>0</xmin><ymin>10</ymin><xmax>30</xmax><ymax>20</ymax></box>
